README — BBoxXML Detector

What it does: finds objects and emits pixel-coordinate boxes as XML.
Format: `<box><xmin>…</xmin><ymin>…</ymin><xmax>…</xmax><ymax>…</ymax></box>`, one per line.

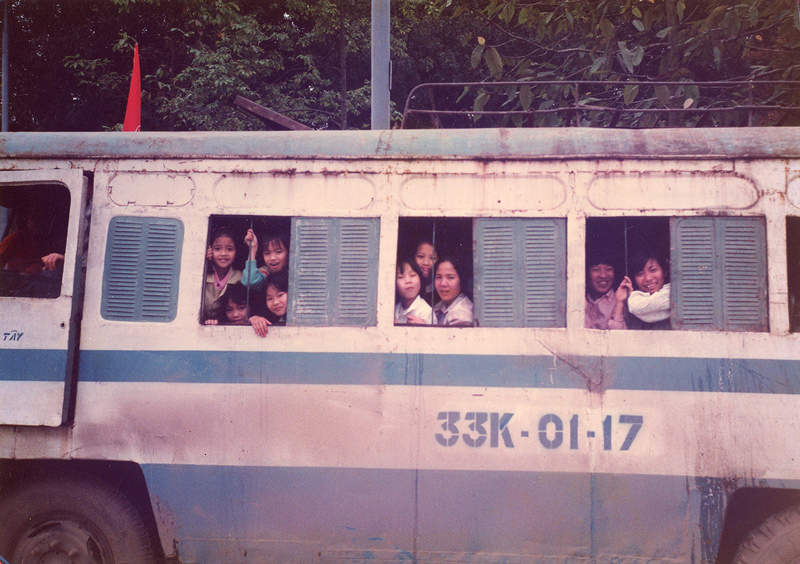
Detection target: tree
<box><xmin>422</xmin><ymin>0</ymin><xmax>800</xmax><ymax>127</ymax></box>
<box><xmin>3</xmin><ymin>0</ymin><xmax>480</xmax><ymax>131</ymax></box>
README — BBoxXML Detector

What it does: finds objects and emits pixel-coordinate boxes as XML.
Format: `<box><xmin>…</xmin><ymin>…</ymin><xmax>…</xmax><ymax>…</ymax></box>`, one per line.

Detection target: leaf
<box><xmin>486</xmin><ymin>46</ymin><xmax>504</xmax><ymax>78</ymax></box>
<box><xmin>471</xmin><ymin>44</ymin><xmax>485</xmax><ymax>68</ymax></box>
<box><xmin>624</xmin><ymin>84</ymin><xmax>639</xmax><ymax>105</ymax></box>
<box><xmin>618</xmin><ymin>41</ymin><xmax>635</xmax><ymax>73</ymax></box>
<box><xmin>633</xmin><ymin>20</ymin><xmax>645</xmax><ymax>32</ymax></box>
<box><xmin>500</xmin><ymin>2</ymin><xmax>514</xmax><ymax>23</ymax></box>
<box><xmin>677</xmin><ymin>0</ymin><xmax>685</xmax><ymax>21</ymax></box>
<box><xmin>655</xmin><ymin>85</ymin><xmax>670</xmax><ymax>106</ymax></box>
<box><xmin>685</xmin><ymin>84</ymin><xmax>700</xmax><ymax>106</ymax></box>
<box><xmin>656</xmin><ymin>26</ymin><xmax>672</xmax><ymax>39</ymax></box>
<box><xmin>478</xmin><ymin>36</ymin><xmax>486</xmax><ymax>45</ymax></box>
<box><xmin>713</xmin><ymin>46</ymin><xmax>722</xmax><ymax>71</ymax></box>
<box><xmin>599</xmin><ymin>18</ymin><xmax>614</xmax><ymax>38</ymax></box>
<box><xmin>513</xmin><ymin>58</ymin><xmax>532</xmax><ymax>76</ymax></box>
<box><xmin>683</xmin><ymin>98</ymin><xmax>694</xmax><ymax>109</ymax></box>
<box><xmin>643</xmin><ymin>8</ymin><xmax>654</xmax><ymax>30</ymax></box>
<box><xmin>589</xmin><ymin>55</ymin><xmax>607</xmax><ymax>75</ymax></box>
<box><xmin>632</xmin><ymin>6</ymin><xmax>642</xmax><ymax>18</ymax></box>
<box><xmin>699</xmin><ymin>5</ymin><xmax>727</xmax><ymax>33</ymax></box>
<box><xmin>473</xmin><ymin>91</ymin><xmax>489</xmax><ymax>123</ymax></box>
<box><xmin>748</xmin><ymin>6</ymin><xmax>759</xmax><ymax>26</ymax></box>
<box><xmin>631</xmin><ymin>45</ymin><xmax>644</xmax><ymax>67</ymax></box>
<box><xmin>723</xmin><ymin>10</ymin><xmax>741</xmax><ymax>38</ymax></box>
<box><xmin>474</xmin><ymin>93</ymin><xmax>489</xmax><ymax>113</ymax></box>
<box><xmin>520</xmin><ymin>84</ymin><xmax>533</xmax><ymax>111</ymax></box>
<box><xmin>506</xmin><ymin>85</ymin><xmax>518</xmax><ymax>104</ymax></box>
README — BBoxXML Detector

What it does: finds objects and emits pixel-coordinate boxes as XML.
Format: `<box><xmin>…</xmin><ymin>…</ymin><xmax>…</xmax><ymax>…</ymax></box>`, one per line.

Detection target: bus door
<box><xmin>0</xmin><ymin>170</ymin><xmax>88</xmax><ymax>426</ymax></box>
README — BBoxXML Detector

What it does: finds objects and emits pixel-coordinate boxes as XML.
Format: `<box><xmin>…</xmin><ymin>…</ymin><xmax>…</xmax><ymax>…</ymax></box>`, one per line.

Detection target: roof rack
<box><xmin>401</xmin><ymin>80</ymin><xmax>800</xmax><ymax>129</ymax></box>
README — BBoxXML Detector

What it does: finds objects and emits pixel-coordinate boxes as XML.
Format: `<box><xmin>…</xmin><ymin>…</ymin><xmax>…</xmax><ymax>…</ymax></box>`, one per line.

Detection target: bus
<box><xmin>1</xmin><ymin>127</ymin><xmax>799</xmax><ymax>564</ymax></box>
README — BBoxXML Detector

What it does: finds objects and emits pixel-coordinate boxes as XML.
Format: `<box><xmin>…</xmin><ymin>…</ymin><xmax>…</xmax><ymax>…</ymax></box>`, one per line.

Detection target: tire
<box><xmin>0</xmin><ymin>476</ymin><xmax>157</xmax><ymax>564</ymax></box>
<box><xmin>733</xmin><ymin>506</ymin><xmax>800</xmax><ymax>564</ymax></box>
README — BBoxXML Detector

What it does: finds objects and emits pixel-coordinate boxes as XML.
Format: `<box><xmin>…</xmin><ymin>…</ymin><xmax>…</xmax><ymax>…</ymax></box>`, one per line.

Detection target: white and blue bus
<box><xmin>1</xmin><ymin>128</ymin><xmax>800</xmax><ymax>564</ymax></box>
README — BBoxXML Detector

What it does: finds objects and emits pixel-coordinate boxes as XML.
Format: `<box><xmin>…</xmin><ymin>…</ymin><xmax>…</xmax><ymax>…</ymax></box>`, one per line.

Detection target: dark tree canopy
<box><xmin>4</xmin><ymin>0</ymin><xmax>479</xmax><ymax>131</ymax></box>
<box><xmin>411</xmin><ymin>0</ymin><xmax>800</xmax><ymax>128</ymax></box>
<box><xmin>3</xmin><ymin>0</ymin><xmax>799</xmax><ymax>131</ymax></box>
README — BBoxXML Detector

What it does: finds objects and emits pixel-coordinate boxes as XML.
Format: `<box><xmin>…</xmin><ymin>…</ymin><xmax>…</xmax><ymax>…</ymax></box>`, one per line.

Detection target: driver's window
<box><xmin>0</xmin><ymin>184</ymin><xmax>70</xmax><ymax>298</ymax></box>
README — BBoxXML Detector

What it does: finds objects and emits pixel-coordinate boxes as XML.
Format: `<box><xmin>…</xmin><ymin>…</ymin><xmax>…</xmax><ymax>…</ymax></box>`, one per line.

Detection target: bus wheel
<box><xmin>0</xmin><ymin>477</ymin><xmax>157</xmax><ymax>564</ymax></box>
<box><xmin>733</xmin><ymin>507</ymin><xmax>800</xmax><ymax>564</ymax></box>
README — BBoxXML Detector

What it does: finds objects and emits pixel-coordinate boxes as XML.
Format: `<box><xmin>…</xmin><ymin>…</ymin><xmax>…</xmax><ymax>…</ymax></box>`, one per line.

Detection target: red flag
<box><xmin>123</xmin><ymin>44</ymin><xmax>141</xmax><ymax>131</ymax></box>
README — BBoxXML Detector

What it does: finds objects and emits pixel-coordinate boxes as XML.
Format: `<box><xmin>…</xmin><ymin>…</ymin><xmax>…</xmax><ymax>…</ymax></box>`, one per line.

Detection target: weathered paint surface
<box><xmin>0</xmin><ymin>128</ymin><xmax>799</xmax><ymax>160</ymax></box>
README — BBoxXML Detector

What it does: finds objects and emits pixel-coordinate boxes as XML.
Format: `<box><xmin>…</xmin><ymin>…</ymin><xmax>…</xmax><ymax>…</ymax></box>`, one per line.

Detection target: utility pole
<box><xmin>2</xmin><ymin>0</ymin><xmax>9</xmax><ymax>132</ymax></box>
<box><xmin>370</xmin><ymin>0</ymin><xmax>390</xmax><ymax>130</ymax></box>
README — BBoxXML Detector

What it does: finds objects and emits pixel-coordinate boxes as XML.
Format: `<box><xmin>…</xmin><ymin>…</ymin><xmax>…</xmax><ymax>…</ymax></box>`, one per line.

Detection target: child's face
<box><xmin>435</xmin><ymin>261</ymin><xmax>461</xmax><ymax>304</ymax></box>
<box><xmin>225</xmin><ymin>300</ymin><xmax>248</xmax><ymax>325</ymax></box>
<box><xmin>396</xmin><ymin>263</ymin><xmax>421</xmax><ymax>302</ymax></box>
<box><xmin>415</xmin><ymin>243</ymin><xmax>437</xmax><ymax>279</ymax></box>
<box><xmin>266</xmin><ymin>283</ymin><xmax>288</xmax><ymax>318</ymax></box>
<box><xmin>262</xmin><ymin>240</ymin><xmax>288</xmax><ymax>274</ymax></box>
<box><xmin>211</xmin><ymin>235</ymin><xmax>236</xmax><ymax>271</ymax></box>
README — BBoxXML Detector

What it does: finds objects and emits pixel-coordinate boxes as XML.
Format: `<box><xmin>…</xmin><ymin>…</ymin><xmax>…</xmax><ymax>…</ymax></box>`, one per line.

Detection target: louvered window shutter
<box><xmin>672</xmin><ymin>217</ymin><xmax>716</xmax><ymax>329</ymax></box>
<box><xmin>475</xmin><ymin>218</ymin><xmax>566</xmax><ymax>327</ymax></box>
<box><xmin>289</xmin><ymin>218</ymin><xmax>379</xmax><ymax>326</ymax></box>
<box><xmin>720</xmin><ymin>218</ymin><xmax>768</xmax><ymax>331</ymax></box>
<box><xmin>671</xmin><ymin>217</ymin><xmax>767</xmax><ymax>332</ymax></box>
<box><xmin>101</xmin><ymin>217</ymin><xmax>183</xmax><ymax>322</ymax></box>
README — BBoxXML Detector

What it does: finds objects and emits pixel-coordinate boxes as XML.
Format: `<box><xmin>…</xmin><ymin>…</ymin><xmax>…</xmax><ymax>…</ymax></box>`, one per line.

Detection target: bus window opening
<box><xmin>202</xmin><ymin>215</ymin><xmax>291</xmax><ymax>333</ymax></box>
<box><xmin>587</xmin><ymin>216</ymin><xmax>768</xmax><ymax>332</ymax></box>
<box><xmin>586</xmin><ymin>217</ymin><xmax>671</xmax><ymax>330</ymax></box>
<box><xmin>397</xmin><ymin>217</ymin><xmax>473</xmax><ymax>326</ymax></box>
<box><xmin>0</xmin><ymin>184</ymin><xmax>70</xmax><ymax>299</ymax></box>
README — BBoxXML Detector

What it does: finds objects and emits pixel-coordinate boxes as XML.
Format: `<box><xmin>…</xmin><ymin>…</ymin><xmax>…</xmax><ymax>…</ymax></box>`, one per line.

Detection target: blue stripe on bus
<box><xmin>142</xmin><ymin>464</ymin><xmax>786</xmax><ymax>563</ymax></box>
<box><xmin>78</xmin><ymin>350</ymin><xmax>800</xmax><ymax>394</ymax></box>
<box><xmin>0</xmin><ymin>349</ymin><xmax>67</xmax><ymax>381</ymax></box>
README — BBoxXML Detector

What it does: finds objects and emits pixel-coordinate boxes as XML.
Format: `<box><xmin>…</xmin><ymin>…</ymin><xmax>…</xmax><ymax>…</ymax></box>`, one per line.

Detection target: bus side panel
<box><xmin>591</xmin><ymin>474</ymin><xmax>702</xmax><ymax>564</ymax></box>
<box><xmin>142</xmin><ymin>465</ymin><xmax>417</xmax><ymax>564</ymax></box>
<box><xmin>142</xmin><ymin>465</ymin><xmax>592</xmax><ymax>564</ymax></box>
<box><xmin>416</xmin><ymin>470</ymin><xmax>591</xmax><ymax>562</ymax></box>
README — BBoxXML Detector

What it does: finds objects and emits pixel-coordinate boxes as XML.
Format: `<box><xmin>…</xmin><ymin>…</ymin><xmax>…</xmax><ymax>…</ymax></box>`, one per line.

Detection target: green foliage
<box><xmin>5</xmin><ymin>0</ymin><xmax>478</xmax><ymax>131</ymax></box>
<box><xmin>429</xmin><ymin>0</ymin><xmax>800</xmax><ymax>127</ymax></box>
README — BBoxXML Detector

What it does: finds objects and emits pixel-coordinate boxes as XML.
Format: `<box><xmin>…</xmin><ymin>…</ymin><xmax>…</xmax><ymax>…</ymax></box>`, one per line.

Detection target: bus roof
<box><xmin>0</xmin><ymin>127</ymin><xmax>798</xmax><ymax>161</ymax></box>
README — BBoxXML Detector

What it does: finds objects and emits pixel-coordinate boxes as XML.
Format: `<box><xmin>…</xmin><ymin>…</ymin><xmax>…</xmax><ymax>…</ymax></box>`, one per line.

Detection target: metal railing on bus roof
<box><xmin>400</xmin><ymin>80</ymin><xmax>800</xmax><ymax>130</ymax></box>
